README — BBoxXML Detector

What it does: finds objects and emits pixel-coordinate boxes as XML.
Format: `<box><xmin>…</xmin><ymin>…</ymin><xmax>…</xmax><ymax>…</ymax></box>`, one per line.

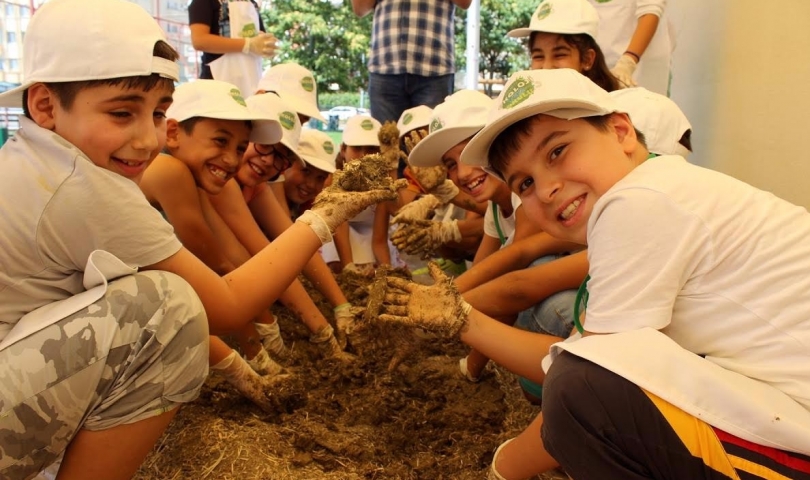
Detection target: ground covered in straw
<box><xmin>134</xmin><ymin>271</ymin><xmax>567</xmax><ymax>480</ymax></box>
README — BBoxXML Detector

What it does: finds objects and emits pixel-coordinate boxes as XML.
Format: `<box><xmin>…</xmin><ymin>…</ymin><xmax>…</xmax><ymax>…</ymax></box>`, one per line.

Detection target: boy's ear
<box><xmin>610</xmin><ymin>112</ymin><xmax>637</xmax><ymax>155</ymax></box>
<box><xmin>26</xmin><ymin>83</ymin><xmax>57</xmax><ymax>130</ymax></box>
<box><xmin>165</xmin><ymin>119</ymin><xmax>181</xmax><ymax>150</ymax></box>
<box><xmin>581</xmin><ymin>48</ymin><xmax>596</xmax><ymax>72</ymax></box>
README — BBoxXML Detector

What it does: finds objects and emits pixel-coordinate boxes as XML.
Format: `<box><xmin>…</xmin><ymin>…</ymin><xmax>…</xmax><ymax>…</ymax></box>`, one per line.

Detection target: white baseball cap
<box><xmin>256</xmin><ymin>63</ymin><xmax>326</xmax><ymax>122</ymax></box>
<box><xmin>296</xmin><ymin>129</ymin><xmax>337</xmax><ymax>173</ymax></box>
<box><xmin>396</xmin><ymin>105</ymin><xmax>433</xmax><ymax>138</ymax></box>
<box><xmin>0</xmin><ymin>0</ymin><xmax>179</xmax><ymax>108</ymax></box>
<box><xmin>167</xmin><ymin>80</ymin><xmax>282</xmax><ymax>145</ymax></box>
<box><xmin>610</xmin><ymin>87</ymin><xmax>692</xmax><ymax>157</ymax></box>
<box><xmin>507</xmin><ymin>0</ymin><xmax>599</xmax><ymax>40</ymax></box>
<box><xmin>246</xmin><ymin>93</ymin><xmax>304</xmax><ymax>164</ymax></box>
<box><xmin>343</xmin><ymin>116</ymin><xmax>382</xmax><ymax>147</ymax></box>
<box><xmin>408</xmin><ymin>90</ymin><xmax>493</xmax><ymax>167</ymax></box>
<box><xmin>461</xmin><ymin>69</ymin><xmax>621</xmax><ymax>176</ymax></box>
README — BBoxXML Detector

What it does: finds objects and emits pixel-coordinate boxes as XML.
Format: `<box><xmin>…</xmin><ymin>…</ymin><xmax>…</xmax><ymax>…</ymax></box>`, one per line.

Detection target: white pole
<box><xmin>464</xmin><ymin>0</ymin><xmax>480</xmax><ymax>91</ymax></box>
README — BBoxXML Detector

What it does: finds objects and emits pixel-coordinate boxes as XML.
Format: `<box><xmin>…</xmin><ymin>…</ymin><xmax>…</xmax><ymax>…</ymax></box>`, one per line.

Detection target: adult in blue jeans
<box><xmin>351</xmin><ymin>0</ymin><xmax>472</xmax><ymax>124</ymax></box>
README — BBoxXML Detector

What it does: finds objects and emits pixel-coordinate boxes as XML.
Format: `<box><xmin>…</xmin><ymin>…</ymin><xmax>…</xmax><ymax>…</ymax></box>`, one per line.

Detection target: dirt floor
<box><xmin>134</xmin><ymin>271</ymin><xmax>568</xmax><ymax>480</ymax></box>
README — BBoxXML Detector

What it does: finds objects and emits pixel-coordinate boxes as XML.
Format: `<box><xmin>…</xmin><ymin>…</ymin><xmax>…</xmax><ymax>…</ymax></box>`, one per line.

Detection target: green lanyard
<box><xmin>491</xmin><ymin>201</ymin><xmax>507</xmax><ymax>246</ymax></box>
<box><xmin>571</xmin><ymin>153</ymin><xmax>659</xmax><ymax>334</ymax></box>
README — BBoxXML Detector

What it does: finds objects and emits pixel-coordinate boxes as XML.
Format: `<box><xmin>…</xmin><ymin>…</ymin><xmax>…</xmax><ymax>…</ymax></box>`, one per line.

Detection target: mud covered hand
<box><xmin>611</xmin><ymin>53</ymin><xmax>638</xmax><ymax>88</ymax></box>
<box><xmin>243</xmin><ymin>32</ymin><xmax>278</xmax><ymax>58</ymax></box>
<box><xmin>379</xmin><ymin>262</ymin><xmax>472</xmax><ymax>338</ymax></box>
<box><xmin>333</xmin><ymin>302</ymin><xmax>359</xmax><ymax>349</ymax></box>
<box><xmin>378</xmin><ymin>121</ymin><xmax>407</xmax><ymax>170</ymax></box>
<box><xmin>298</xmin><ymin>168</ymin><xmax>407</xmax><ymax>244</ymax></box>
<box><xmin>403</xmin><ymin>128</ymin><xmax>429</xmax><ymax>155</ymax></box>
<box><xmin>409</xmin><ymin>164</ymin><xmax>449</xmax><ymax>194</ymax></box>
<box><xmin>391</xmin><ymin>194</ymin><xmax>442</xmax><ymax>224</ymax></box>
<box><xmin>391</xmin><ymin>219</ymin><xmax>462</xmax><ymax>257</ymax></box>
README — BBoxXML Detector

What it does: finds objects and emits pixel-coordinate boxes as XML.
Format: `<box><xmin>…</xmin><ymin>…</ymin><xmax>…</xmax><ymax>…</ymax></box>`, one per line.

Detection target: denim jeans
<box><xmin>368</xmin><ymin>72</ymin><xmax>454</xmax><ymax>124</ymax></box>
<box><xmin>513</xmin><ymin>254</ymin><xmax>578</xmax><ymax>401</ymax></box>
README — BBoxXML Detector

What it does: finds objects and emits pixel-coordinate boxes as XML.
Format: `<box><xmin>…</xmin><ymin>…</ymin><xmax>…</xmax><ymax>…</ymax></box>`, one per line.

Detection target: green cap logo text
<box><xmin>502</xmin><ymin>76</ymin><xmax>535</xmax><ymax>109</ymax></box>
<box><xmin>360</xmin><ymin>119</ymin><xmax>374</xmax><ymax>130</ymax></box>
<box><xmin>402</xmin><ymin>113</ymin><xmax>414</xmax><ymax>125</ymax></box>
<box><xmin>429</xmin><ymin>118</ymin><xmax>444</xmax><ymax>132</ymax></box>
<box><xmin>301</xmin><ymin>76</ymin><xmax>315</xmax><ymax>92</ymax></box>
<box><xmin>279</xmin><ymin>111</ymin><xmax>296</xmax><ymax>130</ymax></box>
<box><xmin>323</xmin><ymin>140</ymin><xmax>334</xmax><ymax>154</ymax></box>
<box><xmin>536</xmin><ymin>3</ymin><xmax>552</xmax><ymax>20</ymax></box>
<box><xmin>229</xmin><ymin>88</ymin><xmax>246</xmax><ymax>106</ymax></box>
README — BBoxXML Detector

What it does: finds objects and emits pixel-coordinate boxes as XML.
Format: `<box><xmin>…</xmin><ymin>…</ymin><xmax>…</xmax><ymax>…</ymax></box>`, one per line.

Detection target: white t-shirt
<box><xmin>0</xmin><ymin>118</ymin><xmax>182</xmax><ymax>342</ymax></box>
<box><xmin>588</xmin><ymin>0</ymin><xmax>672</xmax><ymax>95</ymax></box>
<box><xmin>586</xmin><ymin>155</ymin><xmax>810</xmax><ymax>409</ymax></box>
<box><xmin>483</xmin><ymin>193</ymin><xmax>522</xmax><ymax>248</ymax></box>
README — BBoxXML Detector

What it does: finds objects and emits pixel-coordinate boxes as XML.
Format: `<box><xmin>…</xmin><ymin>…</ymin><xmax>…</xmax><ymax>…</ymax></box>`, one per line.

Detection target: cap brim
<box><xmin>250</xmin><ymin>119</ymin><xmax>283</xmax><ymax>145</ymax></box>
<box><xmin>507</xmin><ymin>26</ymin><xmax>596</xmax><ymax>38</ymax></box>
<box><xmin>300</xmin><ymin>154</ymin><xmax>336</xmax><ymax>173</ymax></box>
<box><xmin>0</xmin><ymin>83</ymin><xmax>30</xmax><ymax>108</ymax></box>
<box><xmin>460</xmin><ymin>98</ymin><xmax>616</xmax><ymax>169</ymax></box>
<box><xmin>506</xmin><ymin>27</ymin><xmax>533</xmax><ymax>38</ymax></box>
<box><xmin>278</xmin><ymin>138</ymin><xmax>305</xmax><ymax>166</ymax></box>
<box><xmin>278</xmin><ymin>93</ymin><xmax>326</xmax><ymax>122</ymax></box>
<box><xmin>408</xmin><ymin>126</ymin><xmax>482</xmax><ymax>167</ymax></box>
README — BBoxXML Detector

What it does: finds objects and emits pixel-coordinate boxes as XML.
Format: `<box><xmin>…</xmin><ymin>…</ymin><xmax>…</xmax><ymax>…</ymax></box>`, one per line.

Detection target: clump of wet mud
<box><xmin>337</xmin><ymin>154</ymin><xmax>396</xmax><ymax>192</ymax></box>
<box><xmin>134</xmin><ymin>271</ymin><xmax>567</xmax><ymax>480</ymax></box>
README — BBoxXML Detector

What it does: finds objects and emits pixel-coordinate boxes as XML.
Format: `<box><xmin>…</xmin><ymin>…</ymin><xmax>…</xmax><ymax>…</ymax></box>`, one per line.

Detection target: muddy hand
<box><xmin>378</xmin><ymin>121</ymin><xmax>406</xmax><ymax>170</ymax></box>
<box><xmin>391</xmin><ymin>219</ymin><xmax>462</xmax><ymax>257</ymax></box>
<box><xmin>403</xmin><ymin>128</ymin><xmax>428</xmax><ymax>155</ymax></box>
<box><xmin>391</xmin><ymin>194</ymin><xmax>442</xmax><ymax>224</ymax></box>
<box><xmin>378</xmin><ymin>262</ymin><xmax>471</xmax><ymax>338</ymax></box>
<box><xmin>408</xmin><ymin>164</ymin><xmax>448</xmax><ymax>193</ymax></box>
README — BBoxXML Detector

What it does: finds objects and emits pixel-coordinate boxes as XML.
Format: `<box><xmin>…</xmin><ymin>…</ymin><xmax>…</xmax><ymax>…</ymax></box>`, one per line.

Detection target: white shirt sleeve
<box><xmin>482</xmin><ymin>202</ymin><xmax>499</xmax><ymax>240</ymax></box>
<box><xmin>38</xmin><ymin>163</ymin><xmax>181</xmax><ymax>272</ymax></box>
<box><xmin>636</xmin><ymin>0</ymin><xmax>665</xmax><ymax>18</ymax></box>
<box><xmin>584</xmin><ymin>187</ymin><xmax>712</xmax><ymax>333</ymax></box>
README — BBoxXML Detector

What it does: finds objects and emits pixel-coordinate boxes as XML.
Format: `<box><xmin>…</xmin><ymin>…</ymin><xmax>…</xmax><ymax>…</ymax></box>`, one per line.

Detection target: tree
<box><xmin>455</xmin><ymin>0</ymin><xmax>536</xmax><ymax>96</ymax></box>
<box><xmin>261</xmin><ymin>0</ymin><xmax>372</xmax><ymax>94</ymax></box>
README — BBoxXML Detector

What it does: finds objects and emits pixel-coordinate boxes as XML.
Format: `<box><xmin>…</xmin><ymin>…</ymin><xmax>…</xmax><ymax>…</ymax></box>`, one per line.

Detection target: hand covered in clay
<box><xmin>391</xmin><ymin>194</ymin><xmax>442</xmax><ymax>224</ymax></box>
<box><xmin>391</xmin><ymin>219</ymin><xmax>462</xmax><ymax>257</ymax></box>
<box><xmin>297</xmin><ymin>155</ymin><xmax>407</xmax><ymax>243</ymax></box>
<box><xmin>409</xmin><ymin>164</ymin><xmax>449</xmax><ymax>194</ymax></box>
<box><xmin>378</xmin><ymin>121</ymin><xmax>408</xmax><ymax>170</ymax></box>
<box><xmin>378</xmin><ymin>262</ymin><xmax>472</xmax><ymax>338</ymax></box>
<box><xmin>403</xmin><ymin>128</ymin><xmax>428</xmax><ymax>156</ymax></box>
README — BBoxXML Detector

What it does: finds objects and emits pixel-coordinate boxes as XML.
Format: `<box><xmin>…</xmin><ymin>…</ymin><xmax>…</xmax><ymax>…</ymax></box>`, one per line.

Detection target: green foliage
<box><xmin>318</xmin><ymin>92</ymin><xmax>362</xmax><ymax>110</ymax></box>
<box><xmin>455</xmin><ymin>0</ymin><xmax>536</xmax><ymax>95</ymax></box>
<box><xmin>261</xmin><ymin>0</ymin><xmax>372</xmax><ymax>93</ymax></box>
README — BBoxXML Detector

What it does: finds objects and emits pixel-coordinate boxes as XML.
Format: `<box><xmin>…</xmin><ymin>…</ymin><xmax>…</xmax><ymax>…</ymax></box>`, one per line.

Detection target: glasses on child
<box><xmin>254</xmin><ymin>143</ymin><xmax>294</xmax><ymax>172</ymax></box>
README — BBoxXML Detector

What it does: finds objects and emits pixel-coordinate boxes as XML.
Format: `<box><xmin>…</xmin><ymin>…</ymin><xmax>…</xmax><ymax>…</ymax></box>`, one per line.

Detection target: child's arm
<box><xmin>455</xmin><ymin>232</ymin><xmax>580</xmax><ymax>293</ymax></box>
<box><xmin>188</xmin><ymin>24</ymin><xmax>249</xmax><ymax>55</ymax></box>
<box><xmin>372</xmin><ymin>202</ymin><xmax>392</xmax><ymax>266</ymax></box>
<box><xmin>611</xmin><ymin>0</ymin><xmax>666</xmax><ymax>86</ymax></box>
<box><xmin>268</xmin><ymin>181</ymin><xmax>292</xmax><ymax>219</ymax></box>
<box><xmin>333</xmin><ymin>222</ymin><xmax>353</xmax><ymax>269</ymax></box>
<box><xmin>144</xmin><ymin>173</ymin><xmax>399</xmax><ymax>335</ymax></box>
<box><xmin>350</xmin><ymin>0</ymin><xmax>376</xmax><ymax>16</ymax></box>
<box><xmin>462</xmin><ymin>251</ymin><xmax>589</xmax><ymax>318</ymax></box>
<box><xmin>210</xmin><ymin>180</ymin><xmax>350</xmax><ymax>308</ymax></box>
<box><xmin>472</xmin><ymin>235</ymin><xmax>502</xmax><ymax>265</ymax></box>
<box><xmin>139</xmin><ymin>156</ymin><xmax>236</xmax><ymax>275</ymax></box>
<box><xmin>511</xmin><ymin>205</ymin><xmax>544</xmax><ymax>243</ymax></box>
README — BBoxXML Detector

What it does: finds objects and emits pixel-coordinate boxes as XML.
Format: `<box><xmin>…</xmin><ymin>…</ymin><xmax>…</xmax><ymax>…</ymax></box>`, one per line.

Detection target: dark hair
<box><xmin>23</xmin><ymin>40</ymin><xmax>179</xmax><ymax>119</ymax></box>
<box><xmin>177</xmin><ymin>117</ymin><xmax>252</xmax><ymax>136</ymax></box>
<box><xmin>488</xmin><ymin>114</ymin><xmax>647</xmax><ymax>179</ymax></box>
<box><xmin>679</xmin><ymin>129</ymin><xmax>693</xmax><ymax>152</ymax></box>
<box><xmin>529</xmin><ymin>32</ymin><xmax>622</xmax><ymax>92</ymax></box>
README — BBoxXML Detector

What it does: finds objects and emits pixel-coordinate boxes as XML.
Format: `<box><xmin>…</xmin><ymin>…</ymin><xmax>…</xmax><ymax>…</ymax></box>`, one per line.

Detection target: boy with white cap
<box><xmin>139</xmin><ymin>80</ymin><xmax>298</xmax><ymax>411</ymax></box>
<box><xmin>401</xmin><ymin>89</ymin><xmax>581</xmax><ymax>393</ymax></box>
<box><xmin>326</xmin><ymin>115</ymin><xmax>397</xmax><ymax>273</ymax></box>
<box><xmin>611</xmin><ymin>86</ymin><xmax>692</xmax><ymax>157</ymax></box>
<box><xmin>0</xmin><ymin>0</ymin><xmax>400</xmax><ymax>475</ymax></box>
<box><xmin>275</xmin><ymin>129</ymin><xmax>338</xmax><ymax>217</ymax></box>
<box><xmin>256</xmin><ymin>62</ymin><xmax>326</xmax><ymax>124</ymax></box>
<box><xmin>380</xmin><ymin>68</ymin><xmax>810</xmax><ymax>479</ymax></box>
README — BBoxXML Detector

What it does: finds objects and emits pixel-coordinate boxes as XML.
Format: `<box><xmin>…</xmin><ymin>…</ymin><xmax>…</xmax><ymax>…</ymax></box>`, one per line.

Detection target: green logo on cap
<box><xmin>279</xmin><ymin>111</ymin><xmax>296</xmax><ymax>130</ymax></box>
<box><xmin>360</xmin><ymin>119</ymin><xmax>374</xmax><ymax>130</ymax></box>
<box><xmin>241</xmin><ymin>23</ymin><xmax>258</xmax><ymax>38</ymax></box>
<box><xmin>323</xmin><ymin>140</ymin><xmax>334</xmax><ymax>154</ymax></box>
<box><xmin>301</xmin><ymin>76</ymin><xmax>315</xmax><ymax>92</ymax></box>
<box><xmin>229</xmin><ymin>88</ymin><xmax>247</xmax><ymax>106</ymax></box>
<box><xmin>536</xmin><ymin>3</ymin><xmax>552</xmax><ymax>20</ymax></box>
<box><xmin>502</xmin><ymin>76</ymin><xmax>535</xmax><ymax>109</ymax></box>
<box><xmin>429</xmin><ymin>118</ymin><xmax>444</xmax><ymax>133</ymax></box>
<box><xmin>402</xmin><ymin>113</ymin><xmax>414</xmax><ymax>125</ymax></box>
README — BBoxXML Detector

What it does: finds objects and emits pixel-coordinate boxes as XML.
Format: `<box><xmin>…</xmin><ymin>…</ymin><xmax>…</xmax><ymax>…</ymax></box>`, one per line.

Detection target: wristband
<box><xmin>624</xmin><ymin>50</ymin><xmax>640</xmax><ymax>62</ymax></box>
<box><xmin>296</xmin><ymin>210</ymin><xmax>333</xmax><ymax>245</ymax></box>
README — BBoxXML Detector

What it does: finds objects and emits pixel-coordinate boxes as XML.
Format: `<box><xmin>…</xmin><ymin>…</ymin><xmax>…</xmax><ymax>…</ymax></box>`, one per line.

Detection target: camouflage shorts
<box><xmin>0</xmin><ymin>271</ymin><xmax>209</xmax><ymax>480</ymax></box>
